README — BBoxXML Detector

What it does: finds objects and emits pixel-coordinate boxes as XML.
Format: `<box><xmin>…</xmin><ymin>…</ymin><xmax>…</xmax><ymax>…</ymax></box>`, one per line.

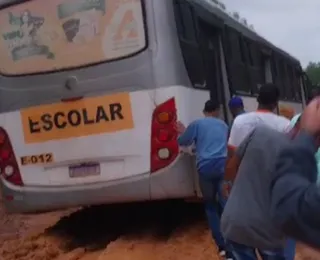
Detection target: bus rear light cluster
<box><xmin>0</xmin><ymin>127</ymin><xmax>23</xmax><ymax>186</ymax></box>
<box><xmin>150</xmin><ymin>98</ymin><xmax>179</xmax><ymax>173</ymax></box>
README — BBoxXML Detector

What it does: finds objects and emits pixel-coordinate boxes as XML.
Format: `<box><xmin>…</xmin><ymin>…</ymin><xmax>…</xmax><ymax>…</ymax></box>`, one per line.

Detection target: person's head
<box><xmin>203</xmin><ymin>100</ymin><xmax>220</xmax><ymax>117</ymax></box>
<box><xmin>228</xmin><ymin>96</ymin><xmax>244</xmax><ymax>118</ymax></box>
<box><xmin>257</xmin><ymin>83</ymin><xmax>280</xmax><ymax>111</ymax></box>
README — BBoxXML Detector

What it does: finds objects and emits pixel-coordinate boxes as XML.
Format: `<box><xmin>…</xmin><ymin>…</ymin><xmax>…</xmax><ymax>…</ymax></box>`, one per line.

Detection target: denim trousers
<box><xmin>284</xmin><ymin>239</ymin><xmax>296</xmax><ymax>260</ymax></box>
<box><xmin>227</xmin><ymin>240</ymin><xmax>286</xmax><ymax>260</ymax></box>
<box><xmin>198</xmin><ymin>174</ymin><xmax>226</xmax><ymax>249</ymax></box>
<box><xmin>227</xmin><ymin>239</ymin><xmax>295</xmax><ymax>260</ymax></box>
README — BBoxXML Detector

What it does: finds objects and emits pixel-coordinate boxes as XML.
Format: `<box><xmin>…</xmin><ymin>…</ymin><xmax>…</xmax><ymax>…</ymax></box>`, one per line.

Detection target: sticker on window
<box><xmin>0</xmin><ymin>0</ymin><xmax>146</xmax><ymax>75</ymax></box>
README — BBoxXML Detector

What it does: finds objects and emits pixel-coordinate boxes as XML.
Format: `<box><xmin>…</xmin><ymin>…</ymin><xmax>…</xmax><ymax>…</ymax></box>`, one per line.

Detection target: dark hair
<box><xmin>203</xmin><ymin>100</ymin><xmax>220</xmax><ymax>112</ymax></box>
<box><xmin>257</xmin><ymin>83</ymin><xmax>280</xmax><ymax>106</ymax></box>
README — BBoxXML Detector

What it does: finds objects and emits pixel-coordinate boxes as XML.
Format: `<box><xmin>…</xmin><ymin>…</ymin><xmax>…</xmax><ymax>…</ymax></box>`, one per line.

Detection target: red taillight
<box><xmin>150</xmin><ymin>98</ymin><xmax>179</xmax><ymax>173</ymax></box>
<box><xmin>0</xmin><ymin>127</ymin><xmax>23</xmax><ymax>186</ymax></box>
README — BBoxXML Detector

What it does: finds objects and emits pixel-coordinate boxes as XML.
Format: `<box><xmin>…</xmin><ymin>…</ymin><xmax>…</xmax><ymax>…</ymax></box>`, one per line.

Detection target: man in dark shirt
<box><xmin>222</xmin><ymin>126</ymin><xmax>290</xmax><ymax>259</ymax></box>
<box><xmin>271</xmin><ymin>97</ymin><xmax>320</xmax><ymax>249</ymax></box>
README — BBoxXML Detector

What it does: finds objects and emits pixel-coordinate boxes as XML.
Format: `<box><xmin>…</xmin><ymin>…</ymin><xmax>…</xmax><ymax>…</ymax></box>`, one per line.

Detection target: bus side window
<box><xmin>173</xmin><ymin>0</ymin><xmax>206</xmax><ymax>88</ymax></box>
<box><xmin>244</xmin><ymin>39</ymin><xmax>267</xmax><ymax>95</ymax></box>
<box><xmin>286</xmin><ymin>64</ymin><xmax>299</xmax><ymax>101</ymax></box>
<box><xmin>293</xmin><ymin>68</ymin><xmax>302</xmax><ymax>102</ymax></box>
<box><xmin>225</xmin><ymin>28</ymin><xmax>251</xmax><ymax>95</ymax></box>
<box><xmin>273</xmin><ymin>57</ymin><xmax>286</xmax><ymax>100</ymax></box>
<box><xmin>280</xmin><ymin>60</ymin><xmax>296</xmax><ymax>101</ymax></box>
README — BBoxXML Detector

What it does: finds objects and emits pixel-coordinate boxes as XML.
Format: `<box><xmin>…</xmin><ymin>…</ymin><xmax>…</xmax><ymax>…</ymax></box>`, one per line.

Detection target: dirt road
<box><xmin>0</xmin><ymin>198</ymin><xmax>319</xmax><ymax>260</ymax></box>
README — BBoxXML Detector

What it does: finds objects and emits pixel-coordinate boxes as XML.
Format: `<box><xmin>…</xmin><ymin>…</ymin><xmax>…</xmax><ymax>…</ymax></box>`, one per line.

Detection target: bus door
<box><xmin>197</xmin><ymin>20</ymin><xmax>229</xmax><ymax>123</ymax></box>
<box><xmin>193</xmin><ymin>20</ymin><xmax>230</xmax><ymax>198</ymax></box>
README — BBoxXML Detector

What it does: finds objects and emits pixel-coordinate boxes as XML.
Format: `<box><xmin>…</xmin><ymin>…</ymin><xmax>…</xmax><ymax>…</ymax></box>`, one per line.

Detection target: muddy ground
<box><xmin>0</xmin><ymin>196</ymin><xmax>319</xmax><ymax>260</ymax></box>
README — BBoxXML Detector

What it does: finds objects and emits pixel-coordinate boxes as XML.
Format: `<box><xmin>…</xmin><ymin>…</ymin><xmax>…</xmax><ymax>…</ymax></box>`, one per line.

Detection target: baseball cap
<box><xmin>228</xmin><ymin>96</ymin><xmax>243</xmax><ymax>108</ymax></box>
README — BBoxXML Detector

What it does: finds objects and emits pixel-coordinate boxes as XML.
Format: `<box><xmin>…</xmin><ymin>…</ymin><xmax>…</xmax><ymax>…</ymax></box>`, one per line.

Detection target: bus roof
<box><xmin>189</xmin><ymin>0</ymin><xmax>301</xmax><ymax>65</ymax></box>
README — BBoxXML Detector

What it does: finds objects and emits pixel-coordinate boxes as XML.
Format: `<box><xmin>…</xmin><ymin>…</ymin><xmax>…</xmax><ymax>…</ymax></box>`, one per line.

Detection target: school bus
<box><xmin>0</xmin><ymin>0</ymin><xmax>306</xmax><ymax>213</ymax></box>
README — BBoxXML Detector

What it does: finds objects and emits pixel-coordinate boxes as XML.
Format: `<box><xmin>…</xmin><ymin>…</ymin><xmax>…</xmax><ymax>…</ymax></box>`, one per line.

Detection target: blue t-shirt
<box><xmin>178</xmin><ymin>117</ymin><xmax>228</xmax><ymax>178</ymax></box>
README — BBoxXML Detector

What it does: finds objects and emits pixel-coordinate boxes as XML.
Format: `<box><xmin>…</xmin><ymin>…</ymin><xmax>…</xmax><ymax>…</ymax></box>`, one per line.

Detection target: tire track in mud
<box><xmin>1</xmin><ymin>200</ymin><xmax>319</xmax><ymax>260</ymax></box>
<box><xmin>0</xmin><ymin>200</ymin><xmax>220</xmax><ymax>260</ymax></box>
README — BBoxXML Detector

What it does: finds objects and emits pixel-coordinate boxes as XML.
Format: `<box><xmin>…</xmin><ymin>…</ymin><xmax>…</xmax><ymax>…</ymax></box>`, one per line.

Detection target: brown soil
<box><xmin>0</xmin><ymin>197</ymin><xmax>319</xmax><ymax>260</ymax></box>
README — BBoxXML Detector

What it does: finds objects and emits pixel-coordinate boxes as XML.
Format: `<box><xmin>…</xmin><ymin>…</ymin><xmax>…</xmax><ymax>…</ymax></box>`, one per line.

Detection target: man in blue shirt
<box><xmin>177</xmin><ymin>100</ymin><xmax>232</xmax><ymax>260</ymax></box>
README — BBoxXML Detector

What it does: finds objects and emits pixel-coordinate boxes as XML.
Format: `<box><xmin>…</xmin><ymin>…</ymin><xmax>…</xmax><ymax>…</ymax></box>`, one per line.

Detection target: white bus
<box><xmin>0</xmin><ymin>0</ymin><xmax>307</xmax><ymax>213</ymax></box>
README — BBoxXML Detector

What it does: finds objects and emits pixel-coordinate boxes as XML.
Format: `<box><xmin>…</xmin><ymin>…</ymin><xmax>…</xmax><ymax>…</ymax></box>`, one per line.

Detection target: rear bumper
<box><xmin>1</xmin><ymin>155</ymin><xmax>197</xmax><ymax>214</ymax></box>
<box><xmin>0</xmin><ymin>173</ymin><xmax>150</xmax><ymax>214</ymax></box>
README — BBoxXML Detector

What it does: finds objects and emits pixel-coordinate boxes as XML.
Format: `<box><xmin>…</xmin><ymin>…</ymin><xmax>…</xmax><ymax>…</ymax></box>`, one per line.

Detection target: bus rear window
<box><xmin>0</xmin><ymin>0</ymin><xmax>146</xmax><ymax>75</ymax></box>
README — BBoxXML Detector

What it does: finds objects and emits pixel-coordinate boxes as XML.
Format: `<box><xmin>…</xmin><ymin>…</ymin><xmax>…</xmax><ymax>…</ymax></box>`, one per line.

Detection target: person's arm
<box><xmin>227</xmin><ymin>120</ymin><xmax>240</xmax><ymax>158</ymax></box>
<box><xmin>177</xmin><ymin>121</ymin><xmax>197</xmax><ymax>147</ymax></box>
<box><xmin>225</xmin><ymin>130</ymin><xmax>254</xmax><ymax>181</ymax></box>
<box><xmin>270</xmin><ymin>131</ymin><xmax>320</xmax><ymax>248</ymax></box>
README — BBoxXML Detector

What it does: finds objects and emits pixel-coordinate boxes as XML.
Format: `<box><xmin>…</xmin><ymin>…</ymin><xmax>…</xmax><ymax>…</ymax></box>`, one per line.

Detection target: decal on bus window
<box><xmin>0</xmin><ymin>0</ymin><xmax>146</xmax><ymax>75</ymax></box>
<box><xmin>3</xmin><ymin>10</ymin><xmax>55</xmax><ymax>61</ymax></box>
<box><xmin>20</xmin><ymin>153</ymin><xmax>54</xmax><ymax>165</ymax></box>
<box><xmin>20</xmin><ymin>92</ymin><xmax>134</xmax><ymax>143</ymax></box>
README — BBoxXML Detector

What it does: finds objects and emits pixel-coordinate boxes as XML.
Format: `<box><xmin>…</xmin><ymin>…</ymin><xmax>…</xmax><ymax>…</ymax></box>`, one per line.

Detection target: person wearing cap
<box><xmin>176</xmin><ymin>100</ymin><xmax>233</xmax><ymax>260</ymax></box>
<box><xmin>228</xmin><ymin>96</ymin><xmax>246</xmax><ymax>128</ymax></box>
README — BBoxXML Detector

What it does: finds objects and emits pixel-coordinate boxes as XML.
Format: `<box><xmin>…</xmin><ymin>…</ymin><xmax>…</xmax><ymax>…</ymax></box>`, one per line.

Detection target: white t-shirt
<box><xmin>228</xmin><ymin>111</ymin><xmax>291</xmax><ymax>148</ymax></box>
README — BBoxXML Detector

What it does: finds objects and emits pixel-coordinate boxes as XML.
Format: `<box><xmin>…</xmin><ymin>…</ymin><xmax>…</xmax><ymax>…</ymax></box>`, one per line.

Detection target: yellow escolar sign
<box><xmin>20</xmin><ymin>92</ymin><xmax>134</xmax><ymax>144</ymax></box>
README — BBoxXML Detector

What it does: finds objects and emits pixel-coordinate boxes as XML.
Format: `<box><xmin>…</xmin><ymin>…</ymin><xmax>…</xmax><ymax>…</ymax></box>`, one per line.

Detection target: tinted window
<box><xmin>227</xmin><ymin>29</ymin><xmax>242</xmax><ymax>62</ymax></box>
<box><xmin>173</xmin><ymin>0</ymin><xmax>206</xmax><ymax>88</ymax></box>
<box><xmin>224</xmin><ymin>28</ymin><xmax>251</xmax><ymax>94</ymax></box>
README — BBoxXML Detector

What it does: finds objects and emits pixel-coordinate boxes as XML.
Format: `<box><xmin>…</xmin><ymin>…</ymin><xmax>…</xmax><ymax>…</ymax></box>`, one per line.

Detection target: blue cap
<box><xmin>228</xmin><ymin>96</ymin><xmax>243</xmax><ymax>108</ymax></box>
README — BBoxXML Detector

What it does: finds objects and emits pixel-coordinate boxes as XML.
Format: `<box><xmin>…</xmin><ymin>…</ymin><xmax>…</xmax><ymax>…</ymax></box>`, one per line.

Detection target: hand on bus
<box><xmin>175</xmin><ymin>121</ymin><xmax>186</xmax><ymax>134</ymax></box>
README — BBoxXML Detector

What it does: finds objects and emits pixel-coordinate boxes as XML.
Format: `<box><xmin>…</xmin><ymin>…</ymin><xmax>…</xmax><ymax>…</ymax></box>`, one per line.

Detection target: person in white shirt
<box><xmin>228</xmin><ymin>83</ymin><xmax>290</xmax><ymax>150</ymax></box>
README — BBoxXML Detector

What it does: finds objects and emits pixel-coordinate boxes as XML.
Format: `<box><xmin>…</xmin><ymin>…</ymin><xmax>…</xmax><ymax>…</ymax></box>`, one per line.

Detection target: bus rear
<box><xmin>0</xmin><ymin>0</ymin><xmax>185</xmax><ymax>213</ymax></box>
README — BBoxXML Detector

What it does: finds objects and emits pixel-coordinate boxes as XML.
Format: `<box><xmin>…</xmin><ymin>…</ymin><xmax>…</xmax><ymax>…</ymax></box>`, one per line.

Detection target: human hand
<box><xmin>175</xmin><ymin>121</ymin><xmax>186</xmax><ymax>134</ymax></box>
<box><xmin>300</xmin><ymin>98</ymin><xmax>320</xmax><ymax>136</ymax></box>
<box><xmin>221</xmin><ymin>181</ymin><xmax>232</xmax><ymax>199</ymax></box>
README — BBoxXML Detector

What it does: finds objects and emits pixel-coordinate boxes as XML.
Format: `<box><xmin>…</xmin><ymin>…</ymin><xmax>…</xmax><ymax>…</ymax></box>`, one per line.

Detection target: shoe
<box><xmin>218</xmin><ymin>247</ymin><xmax>226</xmax><ymax>257</ymax></box>
<box><xmin>225</xmin><ymin>250</ymin><xmax>234</xmax><ymax>260</ymax></box>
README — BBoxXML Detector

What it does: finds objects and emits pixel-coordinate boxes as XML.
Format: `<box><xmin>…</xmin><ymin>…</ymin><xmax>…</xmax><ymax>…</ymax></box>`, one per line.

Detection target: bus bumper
<box><xmin>0</xmin><ymin>174</ymin><xmax>150</xmax><ymax>214</ymax></box>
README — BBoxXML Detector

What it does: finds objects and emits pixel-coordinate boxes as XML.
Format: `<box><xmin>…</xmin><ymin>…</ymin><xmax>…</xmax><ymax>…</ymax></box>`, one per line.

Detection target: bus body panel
<box><xmin>149</xmin><ymin>86</ymin><xmax>210</xmax><ymax>200</ymax></box>
<box><xmin>1</xmin><ymin>86</ymin><xmax>206</xmax><ymax>213</ymax></box>
<box><xmin>0</xmin><ymin>90</ymin><xmax>153</xmax><ymax>187</ymax></box>
<box><xmin>240</xmin><ymin>96</ymin><xmax>304</xmax><ymax>117</ymax></box>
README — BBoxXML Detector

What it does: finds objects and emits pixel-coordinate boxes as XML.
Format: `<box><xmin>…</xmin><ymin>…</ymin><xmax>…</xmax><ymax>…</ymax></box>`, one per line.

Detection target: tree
<box><xmin>305</xmin><ymin>62</ymin><xmax>320</xmax><ymax>87</ymax></box>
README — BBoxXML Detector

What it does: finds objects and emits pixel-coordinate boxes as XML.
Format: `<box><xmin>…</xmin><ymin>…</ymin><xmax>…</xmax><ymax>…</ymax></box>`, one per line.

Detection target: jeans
<box><xmin>228</xmin><ymin>240</ymin><xmax>286</xmax><ymax>260</ymax></box>
<box><xmin>284</xmin><ymin>239</ymin><xmax>296</xmax><ymax>260</ymax></box>
<box><xmin>198</xmin><ymin>175</ymin><xmax>226</xmax><ymax>249</ymax></box>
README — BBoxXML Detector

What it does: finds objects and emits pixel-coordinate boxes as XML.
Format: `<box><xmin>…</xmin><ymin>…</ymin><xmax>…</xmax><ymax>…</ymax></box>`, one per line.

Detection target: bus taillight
<box><xmin>0</xmin><ymin>127</ymin><xmax>23</xmax><ymax>186</ymax></box>
<box><xmin>150</xmin><ymin>98</ymin><xmax>179</xmax><ymax>173</ymax></box>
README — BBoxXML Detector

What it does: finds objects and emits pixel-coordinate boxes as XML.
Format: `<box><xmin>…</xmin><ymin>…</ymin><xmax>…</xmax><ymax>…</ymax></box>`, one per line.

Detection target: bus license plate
<box><xmin>69</xmin><ymin>163</ymin><xmax>100</xmax><ymax>178</ymax></box>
